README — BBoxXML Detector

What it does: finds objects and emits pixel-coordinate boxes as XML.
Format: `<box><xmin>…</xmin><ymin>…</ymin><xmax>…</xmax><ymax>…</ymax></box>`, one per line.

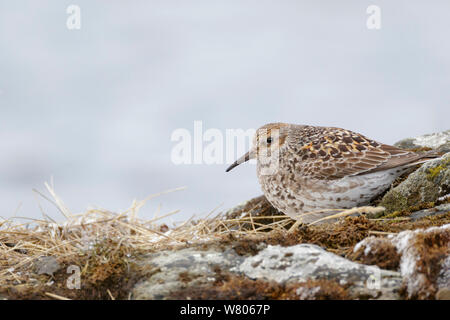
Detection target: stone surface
<box><xmin>238</xmin><ymin>244</ymin><xmax>402</xmax><ymax>299</ymax></box>
<box><xmin>409</xmin><ymin>203</ymin><xmax>450</xmax><ymax>220</ymax></box>
<box><xmin>132</xmin><ymin>244</ymin><xmax>402</xmax><ymax>299</ymax></box>
<box><xmin>353</xmin><ymin>224</ymin><xmax>450</xmax><ymax>299</ymax></box>
<box><xmin>380</xmin><ymin>153</ymin><xmax>450</xmax><ymax>213</ymax></box>
<box><xmin>394</xmin><ymin>130</ymin><xmax>450</xmax><ymax>153</ymax></box>
<box><xmin>131</xmin><ymin>243</ymin><xmax>403</xmax><ymax>300</ymax></box>
<box><xmin>33</xmin><ymin>256</ymin><xmax>60</xmax><ymax>276</ymax></box>
<box><xmin>132</xmin><ymin>246</ymin><xmax>244</xmax><ymax>300</ymax></box>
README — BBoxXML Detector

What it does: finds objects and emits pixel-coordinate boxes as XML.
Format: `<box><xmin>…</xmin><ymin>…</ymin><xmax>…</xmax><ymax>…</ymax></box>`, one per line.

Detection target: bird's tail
<box><xmin>409</xmin><ymin>150</ymin><xmax>443</xmax><ymax>166</ymax></box>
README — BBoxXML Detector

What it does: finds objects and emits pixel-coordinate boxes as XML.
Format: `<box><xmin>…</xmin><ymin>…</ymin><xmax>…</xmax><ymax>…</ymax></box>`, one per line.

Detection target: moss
<box><xmin>169</xmin><ymin>268</ymin><xmax>287</xmax><ymax>300</ymax></box>
<box><xmin>436</xmin><ymin>288</ymin><xmax>450</xmax><ymax>300</ymax></box>
<box><xmin>427</xmin><ymin>157</ymin><xmax>450</xmax><ymax>181</ymax></box>
<box><xmin>383</xmin><ymin>202</ymin><xmax>435</xmax><ymax>219</ymax></box>
<box><xmin>168</xmin><ymin>269</ymin><xmax>349</xmax><ymax>300</ymax></box>
<box><xmin>0</xmin><ymin>239</ymin><xmax>149</xmax><ymax>300</ymax></box>
<box><xmin>229</xmin><ymin>238</ymin><xmax>265</xmax><ymax>256</ymax></box>
<box><xmin>84</xmin><ymin>240</ymin><xmax>129</xmax><ymax>285</ymax></box>
<box><xmin>349</xmin><ymin>238</ymin><xmax>400</xmax><ymax>270</ymax></box>
<box><xmin>383</xmin><ymin>213</ymin><xmax>450</xmax><ymax>233</ymax></box>
<box><xmin>380</xmin><ymin>183</ymin><xmax>442</xmax><ymax>215</ymax></box>
<box><xmin>290</xmin><ymin>216</ymin><xmax>375</xmax><ymax>254</ymax></box>
<box><xmin>349</xmin><ymin>223</ymin><xmax>450</xmax><ymax>300</ymax></box>
<box><xmin>217</xmin><ymin>211</ymin><xmax>450</xmax><ymax>261</ymax></box>
<box><xmin>379</xmin><ymin>155</ymin><xmax>449</xmax><ymax>214</ymax></box>
<box><xmin>400</xmin><ymin>228</ymin><xmax>450</xmax><ymax>300</ymax></box>
<box><xmin>215</xmin><ymin>216</ymin><xmax>384</xmax><ymax>258</ymax></box>
<box><xmin>379</xmin><ymin>191</ymin><xmax>410</xmax><ymax>214</ymax></box>
<box><xmin>290</xmin><ymin>279</ymin><xmax>349</xmax><ymax>300</ymax></box>
<box><xmin>178</xmin><ymin>271</ymin><xmax>201</xmax><ymax>284</ymax></box>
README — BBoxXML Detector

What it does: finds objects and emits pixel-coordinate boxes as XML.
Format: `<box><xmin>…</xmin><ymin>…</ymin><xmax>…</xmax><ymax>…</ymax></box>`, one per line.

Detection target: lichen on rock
<box><xmin>239</xmin><ymin>244</ymin><xmax>402</xmax><ymax>299</ymax></box>
<box><xmin>353</xmin><ymin>224</ymin><xmax>450</xmax><ymax>299</ymax></box>
<box><xmin>132</xmin><ymin>246</ymin><xmax>245</xmax><ymax>300</ymax></box>
<box><xmin>379</xmin><ymin>153</ymin><xmax>450</xmax><ymax>213</ymax></box>
<box><xmin>394</xmin><ymin>130</ymin><xmax>450</xmax><ymax>154</ymax></box>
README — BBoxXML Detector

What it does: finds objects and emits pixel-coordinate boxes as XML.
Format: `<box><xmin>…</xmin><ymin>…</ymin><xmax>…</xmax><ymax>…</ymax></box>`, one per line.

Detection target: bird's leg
<box><xmin>307</xmin><ymin>206</ymin><xmax>385</xmax><ymax>226</ymax></box>
<box><xmin>287</xmin><ymin>206</ymin><xmax>385</xmax><ymax>232</ymax></box>
<box><xmin>288</xmin><ymin>219</ymin><xmax>303</xmax><ymax>233</ymax></box>
<box><xmin>287</xmin><ymin>208</ymin><xmax>341</xmax><ymax>233</ymax></box>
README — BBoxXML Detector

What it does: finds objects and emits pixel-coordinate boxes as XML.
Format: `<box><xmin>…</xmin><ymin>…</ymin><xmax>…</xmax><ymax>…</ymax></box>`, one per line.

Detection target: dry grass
<box><xmin>0</xmin><ymin>183</ymin><xmax>294</xmax><ymax>289</ymax></box>
<box><xmin>0</xmin><ymin>181</ymin><xmax>389</xmax><ymax>290</ymax></box>
<box><xmin>2</xmin><ymin>182</ymin><xmax>447</xmax><ymax>299</ymax></box>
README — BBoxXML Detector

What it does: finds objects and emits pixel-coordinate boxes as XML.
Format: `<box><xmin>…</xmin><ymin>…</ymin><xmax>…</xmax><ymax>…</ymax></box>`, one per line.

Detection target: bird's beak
<box><xmin>226</xmin><ymin>149</ymin><xmax>256</xmax><ymax>172</ymax></box>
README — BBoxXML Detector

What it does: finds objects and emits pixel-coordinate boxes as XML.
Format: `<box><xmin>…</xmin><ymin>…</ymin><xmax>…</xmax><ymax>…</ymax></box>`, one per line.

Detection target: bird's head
<box><xmin>226</xmin><ymin>123</ymin><xmax>290</xmax><ymax>172</ymax></box>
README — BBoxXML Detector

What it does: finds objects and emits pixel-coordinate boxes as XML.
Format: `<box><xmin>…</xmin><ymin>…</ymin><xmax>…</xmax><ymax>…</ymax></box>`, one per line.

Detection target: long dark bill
<box><xmin>226</xmin><ymin>151</ymin><xmax>253</xmax><ymax>172</ymax></box>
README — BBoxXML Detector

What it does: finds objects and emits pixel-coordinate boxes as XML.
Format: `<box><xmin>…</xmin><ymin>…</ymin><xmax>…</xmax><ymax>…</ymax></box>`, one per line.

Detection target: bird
<box><xmin>226</xmin><ymin>123</ymin><xmax>440</xmax><ymax>224</ymax></box>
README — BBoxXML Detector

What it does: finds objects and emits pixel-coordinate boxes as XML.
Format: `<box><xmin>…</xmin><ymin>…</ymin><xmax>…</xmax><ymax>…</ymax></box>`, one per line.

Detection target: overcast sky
<box><xmin>0</xmin><ymin>1</ymin><xmax>449</xmax><ymax>223</ymax></box>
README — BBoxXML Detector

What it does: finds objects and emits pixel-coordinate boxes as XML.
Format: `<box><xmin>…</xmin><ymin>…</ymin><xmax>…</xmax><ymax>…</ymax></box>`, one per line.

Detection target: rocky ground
<box><xmin>1</xmin><ymin>130</ymin><xmax>449</xmax><ymax>300</ymax></box>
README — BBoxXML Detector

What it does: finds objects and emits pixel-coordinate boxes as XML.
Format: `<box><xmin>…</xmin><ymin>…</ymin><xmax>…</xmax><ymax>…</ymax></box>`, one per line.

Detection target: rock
<box><xmin>437</xmin><ymin>255</ymin><xmax>450</xmax><ymax>293</ymax></box>
<box><xmin>395</xmin><ymin>130</ymin><xmax>450</xmax><ymax>153</ymax></box>
<box><xmin>238</xmin><ymin>244</ymin><xmax>402</xmax><ymax>299</ymax></box>
<box><xmin>33</xmin><ymin>256</ymin><xmax>60</xmax><ymax>276</ymax></box>
<box><xmin>294</xmin><ymin>280</ymin><xmax>348</xmax><ymax>300</ymax></box>
<box><xmin>353</xmin><ymin>224</ymin><xmax>450</xmax><ymax>299</ymax></box>
<box><xmin>409</xmin><ymin>203</ymin><xmax>450</xmax><ymax>220</ymax></box>
<box><xmin>349</xmin><ymin>237</ymin><xmax>401</xmax><ymax>270</ymax></box>
<box><xmin>131</xmin><ymin>242</ymin><xmax>403</xmax><ymax>300</ymax></box>
<box><xmin>131</xmin><ymin>246</ymin><xmax>244</xmax><ymax>300</ymax></box>
<box><xmin>436</xmin><ymin>288</ymin><xmax>450</xmax><ymax>300</ymax></box>
<box><xmin>379</xmin><ymin>153</ymin><xmax>450</xmax><ymax>213</ymax></box>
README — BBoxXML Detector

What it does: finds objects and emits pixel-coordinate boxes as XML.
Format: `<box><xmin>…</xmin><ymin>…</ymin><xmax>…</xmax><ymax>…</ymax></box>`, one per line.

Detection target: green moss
<box><xmin>383</xmin><ymin>202</ymin><xmax>435</xmax><ymax>219</ymax></box>
<box><xmin>427</xmin><ymin>158</ymin><xmax>450</xmax><ymax>181</ymax></box>
<box><xmin>379</xmin><ymin>191</ymin><xmax>409</xmax><ymax>214</ymax></box>
<box><xmin>380</xmin><ymin>156</ymin><xmax>449</xmax><ymax>214</ymax></box>
<box><xmin>383</xmin><ymin>211</ymin><xmax>410</xmax><ymax>219</ymax></box>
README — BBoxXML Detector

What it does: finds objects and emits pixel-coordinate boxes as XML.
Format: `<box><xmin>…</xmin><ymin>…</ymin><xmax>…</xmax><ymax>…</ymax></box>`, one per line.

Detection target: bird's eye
<box><xmin>266</xmin><ymin>137</ymin><xmax>272</xmax><ymax>144</ymax></box>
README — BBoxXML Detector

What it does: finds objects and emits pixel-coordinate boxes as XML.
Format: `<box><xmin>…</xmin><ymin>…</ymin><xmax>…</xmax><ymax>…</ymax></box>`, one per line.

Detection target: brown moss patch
<box><xmin>383</xmin><ymin>202</ymin><xmax>436</xmax><ymax>219</ymax></box>
<box><xmin>346</xmin><ymin>213</ymin><xmax>449</xmax><ymax>270</ymax></box>
<box><xmin>349</xmin><ymin>238</ymin><xmax>401</xmax><ymax>270</ymax></box>
<box><xmin>220</xmin><ymin>215</ymin><xmax>378</xmax><ymax>257</ymax></box>
<box><xmin>347</xmin><ymin>224</ymin><xmax>449</xmax><ymax>299</ymax></box>
<box><xmin>0</xmin><ymin>239</ymin><xmax>149</xmax><ymax>300</ymax></box>
<box><xmin>290</xmin><ymin>216</ymin><xmax>377</xmax><ymax>255</ymax></box>
<box><xmin>168</xmin><ymin>268</ymin><xmax>348</xmax><ymax>300</ymax></box>
<box><xmin>228</xmin><ymin>237</ymin><xmax>265</xmax><ymax>256</ymax></box>
<box><xmin>294</xmin><ymin>279</ymin><xmax>349</xmax><ymax>300</ymax></box>
<box><xmin>378</xmin><ymin>212</ymin><xmax>450</xmax><ymax>233</ymax></box>
<box><xmin>402</xmin><ymin>227</ymin><xmax>450</xmax><ymax>299</ymax></box>
<box><xmin>216</xmin><ymin>212</ymin><xmax>450</xmax><ymax>260</ymax></box>
<box><xmin>178</xmin><ymin>271</ymin><xmax>201</xmax><ymax>284</ymax></box>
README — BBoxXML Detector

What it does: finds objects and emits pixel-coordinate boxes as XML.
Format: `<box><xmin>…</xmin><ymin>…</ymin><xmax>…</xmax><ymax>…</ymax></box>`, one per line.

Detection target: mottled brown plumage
<box><xmin>227</xmin><ymin>123</ymin><xmax>440</xmax><ymax>223</ymax></box>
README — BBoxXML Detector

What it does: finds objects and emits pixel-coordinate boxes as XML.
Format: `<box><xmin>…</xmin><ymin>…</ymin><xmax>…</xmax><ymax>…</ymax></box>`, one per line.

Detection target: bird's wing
<box><xmin>287</xmin><ymin>126</ymin><xmax>437</xmax><ymax>180</ymax></box>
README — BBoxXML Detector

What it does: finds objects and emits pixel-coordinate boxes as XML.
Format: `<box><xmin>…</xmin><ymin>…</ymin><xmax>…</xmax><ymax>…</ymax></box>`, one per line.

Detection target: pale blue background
<box><xmin>0</xmin><ymin>1</ymin><xmax>448</xmax><ymax>222</ymax></box>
